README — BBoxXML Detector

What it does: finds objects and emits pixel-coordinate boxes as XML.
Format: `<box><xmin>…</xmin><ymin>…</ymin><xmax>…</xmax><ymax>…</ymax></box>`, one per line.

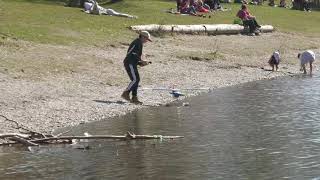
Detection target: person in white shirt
<box><xmin>268</xmin><ymin>50</ymin><xmax>280</xmax><ymax>71</ymax></box>
<box><xmin>298</xmin><ymin>50</ymin><xmax>316</xmax><ymax>75</ymax></box>
<box><xmin>84</xmin><ymin>0</ymin><xmax>137</xmax><ymax>18</ymax></box>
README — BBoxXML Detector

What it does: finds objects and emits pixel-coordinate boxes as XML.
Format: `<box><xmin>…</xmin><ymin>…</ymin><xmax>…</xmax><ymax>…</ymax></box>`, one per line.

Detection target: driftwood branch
<box><xmin>31</xmin><ymin>132</ymin><xmax>183</xmax><ymax>143</ymax></box>
<box><xmin>10</xmin><ymin>136</ymin><xmax>39</xmax><ymax>146</ymax></box>
<box><xmin>0</xmin><ymin>133</ymin><xmax>31</xmax><ymax>139</ymax></box>
<box><xmin>0</xmin><ymin>129</ymin><xmax>183</xmax><ymax>148</ymax></box>
<box><xmin>0</xmin><ymin>115</ymin><xmax>183</xmax><ymax>148</ymax></box>
<box><xmin>0</xmin><ymin>142</ymin><xmax>18</xmax><ymax>146</ymax></box>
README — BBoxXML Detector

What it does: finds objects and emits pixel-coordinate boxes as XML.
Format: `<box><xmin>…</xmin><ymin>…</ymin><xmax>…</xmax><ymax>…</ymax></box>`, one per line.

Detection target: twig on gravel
<box><xmin>0</xmin><ymin>115</ymin><xmax>49</xmax><ymax>139</ymax></box>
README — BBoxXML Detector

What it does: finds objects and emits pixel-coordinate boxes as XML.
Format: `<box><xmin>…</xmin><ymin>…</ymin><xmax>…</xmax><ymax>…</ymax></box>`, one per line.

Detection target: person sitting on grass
<box><xmin>235</xmin><ymin>0</ymin><xmax>248</xmax><ymax>4</ymax></box>
<box><xmin>268</xmin><ymin>51</ymin><xmax>281</xmax><ymax>71</ymax></box>
<box><xmin>204</xmin><ymin>0</ymin><xmax>222</xmax><ymax>10</ymax></box>
<box><xmin>180</xmin><ymin>0</ymin><xmax>197</xmax><ymax>15</ymax></box>
<box><xmin>177</xmin><ymin>0</ymin><xmax>182</xmax><ymax>12</ymax></box>
<box><xmin>298</xmin><ymin>50</ymin><xmax>316</xmax><ymax>75</ymax></box>
<box><xmin>303</xmin><ymin>0</ymin><xmax>311</xmax><ymax>11</ymax></box>
<box><xmin>279</xmin><ymin>0</ymin><xmax>286</xmax><ymax>7</ymax></box>
<box><xmin>83</xmin><ymin>0</ymin><xmax>137</xmax><ymax>18</ymax></box>
<box><xmin>236</xmin><ymin>4</ymin><xmax>261</xmax><ymax>36</ymax></box>
<box><xmin>268</xmin><ymin>0</ymin><xmax>275</xmax><ymax>6</ymax></box>
<box><xmin>192</xmin><ymin>0</ymin><xmax>210</xmax><ymax>13</ymax></box>
<box><xmin>250</xmin><ymin>0</ymin><xmax>262</xmax><ymax>5</ymax></box>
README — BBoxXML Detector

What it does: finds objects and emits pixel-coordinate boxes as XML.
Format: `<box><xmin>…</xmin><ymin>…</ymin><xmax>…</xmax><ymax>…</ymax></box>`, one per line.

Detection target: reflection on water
<box><xmin>1</xmin><ymin>74</ymin><xmax>320</xmax><ymax>179</ymax></box>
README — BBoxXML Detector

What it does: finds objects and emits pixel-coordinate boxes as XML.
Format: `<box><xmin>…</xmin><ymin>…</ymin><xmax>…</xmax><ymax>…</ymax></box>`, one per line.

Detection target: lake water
<box><xmin>1</xmin><ymin>74</ymin><xmax>320</xmax><ymax>180</ymax></box>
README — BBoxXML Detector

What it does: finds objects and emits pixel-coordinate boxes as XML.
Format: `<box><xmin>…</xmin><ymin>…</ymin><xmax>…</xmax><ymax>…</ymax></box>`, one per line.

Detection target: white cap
<box><xmin>140</xmin><ymin>31</ymin><xmax>152</xmax><ymax>42</ymax></box>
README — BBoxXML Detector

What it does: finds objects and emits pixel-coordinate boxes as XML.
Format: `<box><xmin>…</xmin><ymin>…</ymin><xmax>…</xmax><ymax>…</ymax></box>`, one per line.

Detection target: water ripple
<box><xmin>2</xmin><ymin>75</ymin><xmax>320</xmax><ymax>179</ymax></box>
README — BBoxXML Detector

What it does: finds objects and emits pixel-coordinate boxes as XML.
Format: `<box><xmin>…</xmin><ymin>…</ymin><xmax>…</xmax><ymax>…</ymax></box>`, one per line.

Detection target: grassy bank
<box><xmin>0</xmin><ymin>0</ymin><xmax>320</xmax><ymax>45</ymax></box>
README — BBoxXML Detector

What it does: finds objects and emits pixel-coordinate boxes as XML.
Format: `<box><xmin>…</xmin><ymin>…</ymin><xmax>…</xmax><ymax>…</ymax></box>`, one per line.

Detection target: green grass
<box><xmin>0</xmin><ymin>0</ymin><xmax>319</xmax><ymax>45</ymax></box>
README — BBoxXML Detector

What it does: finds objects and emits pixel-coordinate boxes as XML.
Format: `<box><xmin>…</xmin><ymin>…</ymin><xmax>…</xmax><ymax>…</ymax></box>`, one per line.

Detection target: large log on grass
<box><xmin>130</xmin><ymin>24</ymin><xmax>274</xmax><ymax>35</ymax></box>
<box><xmin>172</xmin><ymin>25</ymin><xmax>206</xmax><ymax>33</ymax></box>
<box><xmin>204</xmin><ymin>24</ymin><xmax>245</xmax><ymax>35</ymax></box>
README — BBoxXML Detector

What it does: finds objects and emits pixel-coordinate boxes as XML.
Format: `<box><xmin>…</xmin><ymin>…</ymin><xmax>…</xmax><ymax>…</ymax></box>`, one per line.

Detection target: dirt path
<box><xmin>0</xmin><ymin>32</ymin><xmax>319</xmax><ymax>134</ymax></box>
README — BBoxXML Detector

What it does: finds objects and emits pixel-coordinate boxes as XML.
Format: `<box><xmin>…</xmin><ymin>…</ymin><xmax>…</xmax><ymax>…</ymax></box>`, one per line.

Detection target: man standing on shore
<box><xmin>121</xmin><ymin>31</ymin><xmax>152</xmax><ymax>104</ymax></box>
<box><xmin>298</xmin><ymin>50</ymin><xmax>316</xmax><ymax>75</ymax></box>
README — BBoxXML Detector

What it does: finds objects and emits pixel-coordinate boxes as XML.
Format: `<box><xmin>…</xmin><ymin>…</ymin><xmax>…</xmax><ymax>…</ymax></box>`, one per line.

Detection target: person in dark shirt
<box><xmin>121</xmin><ymin>31</ymin><xmax>152</xmax><ymax>104</ymax></box>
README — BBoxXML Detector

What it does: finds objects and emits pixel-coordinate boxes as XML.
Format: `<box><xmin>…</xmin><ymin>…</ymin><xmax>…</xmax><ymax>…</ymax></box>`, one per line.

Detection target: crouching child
<box><xmin>268</xmin><ymin>51</ymin><xmax>280</xmax><ymax>71</ymax></box>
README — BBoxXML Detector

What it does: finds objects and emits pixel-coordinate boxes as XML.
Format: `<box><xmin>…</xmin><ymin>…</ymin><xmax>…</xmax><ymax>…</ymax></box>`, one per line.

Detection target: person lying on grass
<box><xmin>83</xmin><ymin>0</ymin><xmax>137</xmax><ymax>18</ymax></box>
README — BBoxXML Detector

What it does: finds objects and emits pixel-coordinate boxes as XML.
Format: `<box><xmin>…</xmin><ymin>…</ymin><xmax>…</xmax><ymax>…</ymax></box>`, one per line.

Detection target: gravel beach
<box><xmin>0</xmin><ymin>32</ymin><xmax>319</xmax><ymax>135</ymax></box>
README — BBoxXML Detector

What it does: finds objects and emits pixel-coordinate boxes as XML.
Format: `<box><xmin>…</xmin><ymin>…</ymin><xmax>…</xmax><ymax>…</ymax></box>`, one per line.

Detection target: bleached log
<box><xmin>172</xmin><ymin>25</ymin><xmax>206</xmax><ymax>33</ymax></box>
<box><xmin>205</xmin><ymin>24</ymin><xmax>244</xmax><ymax>35</ymax></box>
<box><xmin>130</xmin><ymin>24</ymin><xmax>274</xmax><ymax>35</ymax></box>
<box><xmin>258</xmin><ymin>25</ymin><xmax>274</xmax><ymax>33</ymax></box>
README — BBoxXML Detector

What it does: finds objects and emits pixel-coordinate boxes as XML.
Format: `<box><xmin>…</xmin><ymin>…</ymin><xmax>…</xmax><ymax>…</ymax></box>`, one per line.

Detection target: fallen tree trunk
<box><xmin>130</xmin><ymin>24</ymin><xmax>274</xmax><ymax>35</ymax></box>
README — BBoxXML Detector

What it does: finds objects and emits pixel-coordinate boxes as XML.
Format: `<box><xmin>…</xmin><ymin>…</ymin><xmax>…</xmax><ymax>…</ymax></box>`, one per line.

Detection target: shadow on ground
<box><xmin>93</xmin><ymin>100</ymin><xmax>127</xmax><ymax>104</ymax></box>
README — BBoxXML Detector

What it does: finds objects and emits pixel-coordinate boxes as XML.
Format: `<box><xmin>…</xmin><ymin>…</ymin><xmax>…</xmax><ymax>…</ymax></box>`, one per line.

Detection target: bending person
<box><xmin>298</xmin><ymin>50</ymin><xmax>316</xmax><ymax>75</ymax></box>
<box><xmin>121</xmin><ymin>31</ymin><xmax>152</xmax><ymax>104</ymax></box>
<box><xmin>268</xmin><ymin>51</ymin><xmax>281</xmax><ymax>71</ymax></box>
<box><xmin>84</xmin><ymin>0</ymin><xmax>137</xmax><ymax>18</ymax></box>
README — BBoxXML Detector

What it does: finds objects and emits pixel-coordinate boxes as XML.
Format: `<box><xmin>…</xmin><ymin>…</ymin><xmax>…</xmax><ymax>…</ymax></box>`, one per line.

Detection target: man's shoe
<box><xmin>121</xmin><ymin>91</ymin><xmax>130</xmax><ymax>101</ymax></box>
<box><xmin>131</xmin><ymin>96</ymin><xmax>143</xmax><ymax>105</ymax></box>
